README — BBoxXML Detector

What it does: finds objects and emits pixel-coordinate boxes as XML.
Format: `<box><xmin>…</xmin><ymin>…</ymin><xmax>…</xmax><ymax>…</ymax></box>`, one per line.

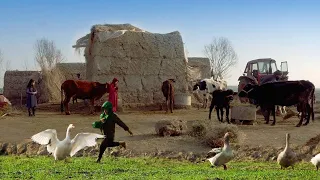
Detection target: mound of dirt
<box><xmin>304</xmin><ymin>134</ymin><xmax>320</xmax><ymax>147</ymax></box>
<box><xmin>155</xmin><ymin>120</ymin><xmax>186</xmax><ymax>137</ymax></box>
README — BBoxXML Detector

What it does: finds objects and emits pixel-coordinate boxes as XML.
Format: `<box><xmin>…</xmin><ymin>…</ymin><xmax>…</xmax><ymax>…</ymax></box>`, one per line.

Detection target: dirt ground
<box><xmin>0</xmin><ymin>102</ymin><xmax>319</xmax><ymax>155</ymax></box>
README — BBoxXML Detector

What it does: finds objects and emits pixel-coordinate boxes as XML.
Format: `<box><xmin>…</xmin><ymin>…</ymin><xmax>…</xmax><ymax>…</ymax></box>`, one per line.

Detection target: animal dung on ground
<box><xmin>154</xmin><ymin>120</ymin><xmax>186</xmax><ymax>137</ymax></box>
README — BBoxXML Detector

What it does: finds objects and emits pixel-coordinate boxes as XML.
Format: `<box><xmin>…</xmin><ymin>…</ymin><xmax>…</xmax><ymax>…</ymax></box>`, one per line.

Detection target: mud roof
<box><xmin>247</xmin><ymin>58</ymin><xmax>276</xmax><ymax>64</ymax></box>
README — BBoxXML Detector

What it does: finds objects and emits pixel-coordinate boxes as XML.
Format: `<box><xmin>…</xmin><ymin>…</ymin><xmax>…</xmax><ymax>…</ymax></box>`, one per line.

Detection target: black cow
<box><xmin>238</xmin><ymin>80</ymin><xmax>315</xmax><ymax>127</ymax></box>
<box><xmin>208</xmin><ymin>89</ymin><xmax>237</xmax><ymax>123</ymax></box>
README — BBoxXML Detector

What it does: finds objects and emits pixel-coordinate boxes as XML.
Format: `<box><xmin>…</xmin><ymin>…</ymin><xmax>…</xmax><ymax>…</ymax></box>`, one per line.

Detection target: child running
<box><xmin>97</xmin><ymin>101</ymin><xmax>133</xmax><ymax>163</ymax></box>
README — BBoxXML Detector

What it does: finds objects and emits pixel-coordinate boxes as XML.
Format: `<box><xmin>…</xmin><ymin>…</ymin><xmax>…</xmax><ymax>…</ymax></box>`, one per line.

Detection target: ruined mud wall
<box><xmin>56</xmin><ymin>63</ymin><xmax>86</xmax><ymax>80</ymax></box>
<box><xmin>3</xmin><ymin>71</ymin><xmax>42</xmax><ymax>105</ymax></box>
<box><xmin>84</xmin><ymin>26</ymin><xmax>188</xmax><ymax>108</ymax></box>
<box><xmin>187</xmin><ymin>57</ymin><xmax>211</xmax><ymax>81</ymax></box>
<box><xmin>186</xmin><ymin>57</ymin><xmax>211</xmax><ymax>107</ymax></box>
<box><xmin>3</xmin><ymin>68</ymin><xmax>69</xmax><ymax>105</ymax></box>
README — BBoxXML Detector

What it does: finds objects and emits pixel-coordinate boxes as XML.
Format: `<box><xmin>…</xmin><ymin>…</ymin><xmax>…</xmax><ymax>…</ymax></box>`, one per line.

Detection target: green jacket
<box><xmin>100</xmin><ymin>112</ymin><xmax>129</xmax><ymax>139</ymax></box>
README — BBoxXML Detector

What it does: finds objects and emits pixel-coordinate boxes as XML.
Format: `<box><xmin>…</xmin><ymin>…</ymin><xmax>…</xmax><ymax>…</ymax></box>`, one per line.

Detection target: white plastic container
<box><xmin>174</xmin><ymin>93</ymin><xmax>191</xmax><ymax>107</ymax></box>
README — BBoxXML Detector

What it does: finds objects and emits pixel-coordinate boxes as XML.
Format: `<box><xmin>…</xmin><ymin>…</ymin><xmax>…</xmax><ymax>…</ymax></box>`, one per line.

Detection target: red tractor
<box><xmin>238</xmin><ymin>58</ymin><xmax>288</xmax><ymax>95</ymax></box>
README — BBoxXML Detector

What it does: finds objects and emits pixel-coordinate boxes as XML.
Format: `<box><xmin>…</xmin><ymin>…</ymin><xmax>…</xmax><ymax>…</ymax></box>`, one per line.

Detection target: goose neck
<box><xmin>66</xmin><ymin>127</ymin><xmax>72</xmax><ymax>139</ymax></box>
<box><xmin>285</xmin><ymin>135</ymin><xmax>289</xmax><ymax>150</ymax></box>
<box><xmin>224</xmin><ymin>137</ymin><xmax>230</xmax><ymax>147</ymax></box>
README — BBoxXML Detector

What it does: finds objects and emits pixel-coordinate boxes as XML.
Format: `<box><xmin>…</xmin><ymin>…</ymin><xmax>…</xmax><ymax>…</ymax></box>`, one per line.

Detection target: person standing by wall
<box><xmin>108</xmin><ymin>78</ymin><xmax>119</xmax><ymax>112</ymax></box>
<box><xmin>26</xmin><ymin>79</ymin><xmax>37</xmax><ymax>116</ymax></box>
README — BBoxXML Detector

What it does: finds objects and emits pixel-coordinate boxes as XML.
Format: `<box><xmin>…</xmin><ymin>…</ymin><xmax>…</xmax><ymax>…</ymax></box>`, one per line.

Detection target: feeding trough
<box><xmin>230</xmin><ymin>104</ymin><xmax>256</xmax><ymax>125</ymax></box>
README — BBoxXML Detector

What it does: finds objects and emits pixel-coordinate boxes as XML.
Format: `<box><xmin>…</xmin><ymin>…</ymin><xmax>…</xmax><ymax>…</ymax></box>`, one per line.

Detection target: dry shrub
<box><xmin>188</xmin><ymin>120</ymin><xmax>239</xmax><ymax>148</ymax></box>
<box><xmin>187</xmin><ymin>120</ymin><xmax>206</xmax><ymax>137</ymax></box>
<box><xmin>34</xmin><ymin>38</ymin><xmax>66</xmax><ymax>103</ymax></box>
<box><xmin>38</xmin><ymin>67</ymin><xmax>67</xmax><ymax>103</ymax></box>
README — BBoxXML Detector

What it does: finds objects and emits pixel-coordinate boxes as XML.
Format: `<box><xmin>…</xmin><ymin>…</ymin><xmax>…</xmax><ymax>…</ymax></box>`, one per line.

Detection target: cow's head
<box><xmin>225</xmin><ymin>89</ymin><xmax>235</xmax><ymax>101</ymax></box>
<box><xmin>238</xmin><ymin>84</ymin><xmax>256</xmax><ymax>98</ymax></box>
<box><xmin>193</xmin><ymin>82</ymin><xmax>200</xmax><ymax>91</ymax></box>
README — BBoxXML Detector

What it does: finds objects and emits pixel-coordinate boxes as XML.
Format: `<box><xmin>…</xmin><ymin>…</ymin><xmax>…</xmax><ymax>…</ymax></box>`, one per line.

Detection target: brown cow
<box><xmin>60</xmin><ymin>80</ymin><xmax>109</xmax><ymax>115</ymax></box>
<box><xmin>161</xmin><ymin>79</ymin><xmax>175</xmax><ymax>113</ymax></box>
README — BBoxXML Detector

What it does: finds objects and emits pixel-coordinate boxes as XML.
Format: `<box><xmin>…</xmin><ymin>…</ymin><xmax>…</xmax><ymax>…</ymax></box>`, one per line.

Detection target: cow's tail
<box><xmin>60</xmin><ymin>85</ymin><xmax>64</xmax><ymax>113</ymax></box>
<box><xmin>311</xmin><ymin>87</ymin><xmax>315</xmax><ymax>121</ymax></box>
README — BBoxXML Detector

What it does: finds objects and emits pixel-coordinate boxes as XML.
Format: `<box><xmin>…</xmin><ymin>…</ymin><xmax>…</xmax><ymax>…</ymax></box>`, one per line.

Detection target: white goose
<box><xmin>311</xmin><ymin>153</ymin><xmax>320</xmax><ymax>170</ymax></box>
<box><xmin>207</xmin><ymin>132</ymin><xmax>234</xmax><ymax>170</ymax></box>
<box><xmin>31</xmin><ymin>124</ymin><xmax>105</xmax><ymax>160</ymax></box>
<box><xmin>277</xmin><ymin>133</ymin><xmax>297</xmax><ymax>169</ymax></box>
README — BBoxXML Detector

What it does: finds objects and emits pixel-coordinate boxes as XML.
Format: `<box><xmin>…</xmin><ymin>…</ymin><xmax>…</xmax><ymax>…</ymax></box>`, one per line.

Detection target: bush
<box><xmin>188</xmin><ymin>120</ymin><xmax>239</xmax><ymax>148</ymax></box>
<box><xmin>187</xmin><ymin>121</ymin><xmax>206</xmax><ymax>137</ymax></box>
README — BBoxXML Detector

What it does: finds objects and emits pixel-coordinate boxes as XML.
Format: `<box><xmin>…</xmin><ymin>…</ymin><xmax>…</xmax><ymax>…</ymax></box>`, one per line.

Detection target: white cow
<box><xmin>193</xmin><ymin>76</ymin><xmax>228</xmax><ymax>109</ymax></box>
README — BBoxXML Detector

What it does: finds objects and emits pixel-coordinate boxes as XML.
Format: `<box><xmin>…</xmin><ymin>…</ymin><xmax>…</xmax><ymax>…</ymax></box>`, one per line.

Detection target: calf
<box><xmin>238</xmin><ymin>80</ymin><xmax>315</xmax><ymax>127</ymax></box>
<box><xmin>296</xmin><ymin>92</ymin><xmax>315</xmax><ymax>121</ymax></box>
<box><xmin>61</xmin><ymin>80</ymin><xmax>109</xmax><ymax>115</ymax></box>
<box><xmin>208</xmin><ymin>89</ymin><xmax>237</xmax><ymax>123</ymax></box>
<box><xmin>161</xmin><ymin>79</ymin><xmax>175</xmax><ymax>113</ymax></box>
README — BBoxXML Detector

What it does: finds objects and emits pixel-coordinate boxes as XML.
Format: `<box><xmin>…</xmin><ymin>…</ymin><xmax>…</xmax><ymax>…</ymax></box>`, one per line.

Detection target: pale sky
<box><xmin>1</xmin><ymin>0</ymin><xmax>319</xmax><ymax>87</ymax></box>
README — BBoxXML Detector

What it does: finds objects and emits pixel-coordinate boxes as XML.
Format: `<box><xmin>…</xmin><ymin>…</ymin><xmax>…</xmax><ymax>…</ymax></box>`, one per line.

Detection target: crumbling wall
<box><xmin>3</xmin><ymin>71</ymin><xmax>42</xmax><ymax>105</ymax></box>
<box><xmin>3</xmin><ymin>68</ymin><xmax>67</xmax><ymax>105</ymax></box>
<box><xmin>83</xmin><ymin>24</ymin><xmax>188</xmax><ymax>108</ymax></box>
<box><xmin>186</xmin><ymin>57</ymin><xmax>211</xmax><ymax>107</ymax></box>
<box><xmin>56</xmin><ymin>63</ymin><xmax>86</xmax><ymax>80</ymax></box>
<box><xmin>187</xmin><ymin>57</ymin><xmax>211</xmax><ymax>81</ymax></box>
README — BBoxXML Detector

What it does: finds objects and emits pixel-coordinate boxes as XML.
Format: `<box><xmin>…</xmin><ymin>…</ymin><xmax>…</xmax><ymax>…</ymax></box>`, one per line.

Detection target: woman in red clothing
<box><xmin>108</xmin><ymin>78</ymin><xmax>119</xmax><ymax>112</ymax></box>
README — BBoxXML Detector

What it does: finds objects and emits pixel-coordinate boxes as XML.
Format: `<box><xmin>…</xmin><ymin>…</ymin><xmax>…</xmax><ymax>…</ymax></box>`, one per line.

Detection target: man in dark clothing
<box><xmin>259</xmin><ymin>70</ymin><xmax>282</xmax><ymax>85</ymax></box>
<box><xmin>96</xmin><ymin>101</ymin><xmax>133</xmax><ymax>163</ymax></box>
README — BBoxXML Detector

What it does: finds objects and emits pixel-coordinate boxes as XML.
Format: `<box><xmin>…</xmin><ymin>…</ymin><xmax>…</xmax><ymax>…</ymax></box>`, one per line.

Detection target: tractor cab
<box><xmin>238</xmin><ymin>58</ymin><xmax>288</xmax><ymax>93</ymax></box>
<box><xmin>244</xmin><ymin>59</ymin><xmax>280</xmax><ymax>78</ymax></box>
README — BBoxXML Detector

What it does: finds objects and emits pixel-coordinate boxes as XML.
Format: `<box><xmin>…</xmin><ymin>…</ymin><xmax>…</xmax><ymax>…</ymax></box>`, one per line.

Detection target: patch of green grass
<box><xmin>0</xmin><ymin>156</ymin><xmax>318</xmax><ymax>180</ymax></box>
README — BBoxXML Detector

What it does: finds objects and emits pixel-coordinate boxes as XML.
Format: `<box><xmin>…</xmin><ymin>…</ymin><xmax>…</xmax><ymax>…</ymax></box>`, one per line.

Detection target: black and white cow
<box><xmin>193</xmin><ymin>76</ymin><xmax>228</xmax><ymax>109</ymax></box>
